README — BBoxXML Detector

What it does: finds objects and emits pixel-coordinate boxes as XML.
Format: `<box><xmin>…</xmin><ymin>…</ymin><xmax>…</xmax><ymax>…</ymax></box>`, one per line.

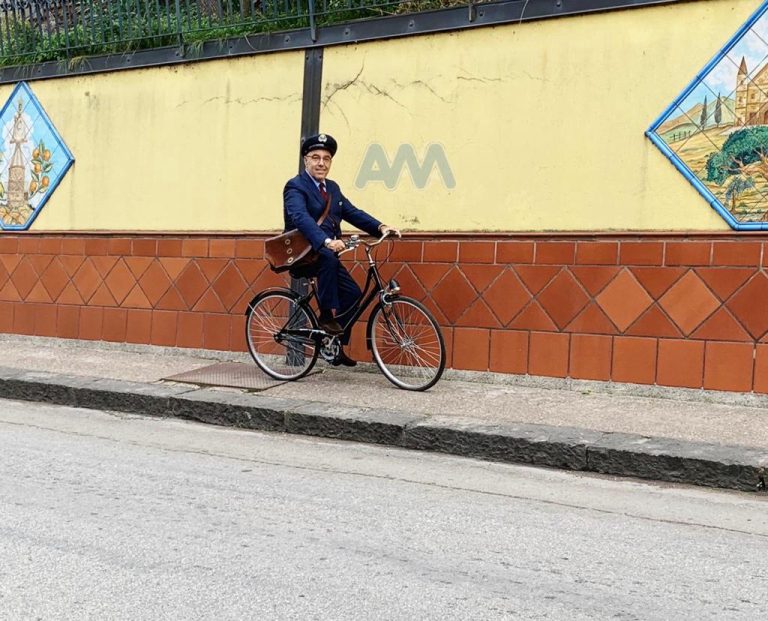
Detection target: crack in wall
<box><xmin>323</xmin><ymin>78</ymin><xmax>408</xmax><ymax>111</ymax></box>
<box><xmin>322</xmin><ymin>64</ymin><xmax>366</xmax><ymax>107</ymax></box>
<box><xmin>326</xmin><ymin>100</ymin><xmax>351</xmax><ymax>132</ymax></box>
<box><xmin>458</xmin><ymin>70</ymin><xmax>545</xmax><ymax>84</ymax></box>
<box><xmin>325</xmin><ymin>68</ymin><xmax>459</xmax><ymax>110</ymax></box>
<box><xmin>457</xmin><ymin>75</ymin><xmax>503</xmax><ymax>84</ymax></box>
<box><xmin>361</xmin><ymin>83</ymin><xmax>407</xmax><ymax>109</ymax></box>
<box><xmin>325</xmin><ymin>66</ymin><xmax>513</xmax><ymax>110</ymax></box>
<box><xmin>520</xmin><ymin>70</ymin><xmax>548</xmax><ymax>83</ymax></box>
<box><xmin>391</xmin><ymin>79</ymin><xmax>452</xmax><ymax>104</ymax></box>
<box><xmin>176</xmin><ymin>94</ymin><xmax>301</xmax><ymax>108</ymax></box>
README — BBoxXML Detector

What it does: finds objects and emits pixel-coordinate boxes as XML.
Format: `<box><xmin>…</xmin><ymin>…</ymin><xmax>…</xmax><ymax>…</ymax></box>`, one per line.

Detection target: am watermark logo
<box><xmin>355</xmin><ymin>143</ymin><xmax>455</xmax><ymax>190</ymax></box>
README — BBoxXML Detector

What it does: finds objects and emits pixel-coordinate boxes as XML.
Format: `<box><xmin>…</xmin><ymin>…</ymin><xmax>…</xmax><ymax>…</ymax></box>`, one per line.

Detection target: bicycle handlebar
<box><xmin>336</xmin><ymin>229</ymin><xmax>397</xmax><ymax>257</ymax></box>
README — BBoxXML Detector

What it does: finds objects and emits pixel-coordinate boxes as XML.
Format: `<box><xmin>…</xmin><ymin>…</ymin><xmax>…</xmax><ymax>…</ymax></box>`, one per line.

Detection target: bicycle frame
<box><xmin>272</xmin><ymin>243</ymin><xmax>397</xmax><ymax>349</ymax></box>
<box><xmin>246</xmin><ymin>231</ymin><xmax>446</xmax><ymax>390</ymax></box>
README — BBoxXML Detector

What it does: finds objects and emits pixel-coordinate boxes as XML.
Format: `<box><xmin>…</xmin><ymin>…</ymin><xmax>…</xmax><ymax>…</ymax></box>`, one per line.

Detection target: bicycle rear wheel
<box><xmin>369</xmin><ymin>296</ymin><xmax>445</xmax><ymax>391</ymax></box>
<box><xmin>245</xmin><ymin>290</ymin><xmax>319</xmax><ymax>381</ymax></box>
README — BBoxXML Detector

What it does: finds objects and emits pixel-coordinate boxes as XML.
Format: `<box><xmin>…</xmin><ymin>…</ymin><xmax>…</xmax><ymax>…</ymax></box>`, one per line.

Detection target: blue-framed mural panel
<box><xmin>0</xmin><ymin>81</ymin><xmax>74</xmax><ymax>231</ymax></box>
<box><xmin>647</xmin><ymin>0</ymin><xmax>768</xmax><ymax>230</ymax></box>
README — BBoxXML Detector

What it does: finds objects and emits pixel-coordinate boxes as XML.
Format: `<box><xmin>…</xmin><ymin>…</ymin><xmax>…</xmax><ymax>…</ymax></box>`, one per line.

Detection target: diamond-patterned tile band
<box><xmin>1</xmin><ymin>236</ymin><xmax>768</xmax><ymax>393</ymax></box>
<box><xmin>0</xmin><ymin>253</ymin><xmax>282</xmax><ymax>314</ymax></box>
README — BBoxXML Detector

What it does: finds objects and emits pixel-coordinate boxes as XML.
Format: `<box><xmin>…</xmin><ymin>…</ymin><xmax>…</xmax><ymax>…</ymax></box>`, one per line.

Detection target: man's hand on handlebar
<box><xmin>325</xmin><ymin>239</ymin><xmax>346</xmax><ymax>253</ymax></box>
<box><xmin>334</xmin><ymin>229</ymin><xmax>404</xmax><ymax>256</ymax></box>
<box><xmin>378</xmin><ymin>224</ymin><xmax>401</xmax><ymax>238</ymax></box>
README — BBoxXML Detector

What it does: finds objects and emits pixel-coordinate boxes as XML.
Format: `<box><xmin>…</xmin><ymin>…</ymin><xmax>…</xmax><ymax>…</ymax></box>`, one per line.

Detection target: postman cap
<box><xmin>301</xmin><ymin>133</ymin><xmax>338</xmax><ymax>157</ymax></box>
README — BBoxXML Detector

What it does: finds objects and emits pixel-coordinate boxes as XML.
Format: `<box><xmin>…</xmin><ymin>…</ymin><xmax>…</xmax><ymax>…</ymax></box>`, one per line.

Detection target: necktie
<box><xmin>319</xmin><ymin>182</ymin><xmax>328</xmax><ymax>202</ymax></box>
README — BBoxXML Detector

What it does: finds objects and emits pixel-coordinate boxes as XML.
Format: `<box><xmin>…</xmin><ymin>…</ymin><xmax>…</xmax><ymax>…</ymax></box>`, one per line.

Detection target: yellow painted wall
<box><xmin>320</xmin><ymin>0</ymin><xmax>758</xmax><ymax>231</ymax></box>
<box><xmin>0</xmin><ymin>0</ymin><xmax>759</xmax><ymax>232</ymax></box>
<box><xmin>0</xmin><ymin>51</ymin><xmax>304</xmax><ymax>231</ymax></box>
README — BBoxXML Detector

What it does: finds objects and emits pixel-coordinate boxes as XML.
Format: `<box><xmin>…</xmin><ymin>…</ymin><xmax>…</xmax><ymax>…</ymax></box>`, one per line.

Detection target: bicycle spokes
<box><xmin>246</xmin><ymin>291</ymin><xmax>319</xmax><ymax>381</ymax></box>
<box><xmin>370</xmin><ymin>297</ymin><xmax>445</xmax><ymax>391</ymax></box>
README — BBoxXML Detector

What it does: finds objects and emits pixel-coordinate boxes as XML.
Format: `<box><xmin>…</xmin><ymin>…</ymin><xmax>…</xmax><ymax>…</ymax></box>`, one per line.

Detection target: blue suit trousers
<box><xmin>311</xmin><ymin>248</ymin><xmax>362</xmax><ymax>345</ymax></box>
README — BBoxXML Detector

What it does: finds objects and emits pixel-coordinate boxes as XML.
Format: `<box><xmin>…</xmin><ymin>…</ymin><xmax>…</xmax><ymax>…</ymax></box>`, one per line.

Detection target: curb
<box><xmin>1</xmin><ymin>366</ymin><xmax>765</xmax><ymax>493</ymax></box>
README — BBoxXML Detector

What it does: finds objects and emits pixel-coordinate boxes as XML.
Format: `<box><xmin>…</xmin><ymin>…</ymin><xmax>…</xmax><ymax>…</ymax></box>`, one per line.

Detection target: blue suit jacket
<box><xmin>283</xmin><ymin>171</ymin><xmax>382</xmax><ymax>251</ymax></box>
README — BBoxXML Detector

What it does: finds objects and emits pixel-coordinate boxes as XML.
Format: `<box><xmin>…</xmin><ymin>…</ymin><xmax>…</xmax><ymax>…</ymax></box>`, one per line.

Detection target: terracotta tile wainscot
<box><xmin>1</xmin><ymin>233</ymin><xmax>767</xmax><ymax>394</ymax></box>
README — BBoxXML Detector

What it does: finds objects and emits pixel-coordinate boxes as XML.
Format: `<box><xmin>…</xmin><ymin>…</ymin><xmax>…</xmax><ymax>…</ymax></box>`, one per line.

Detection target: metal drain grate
<box><xmin>163</xmin><ymin>362</ymin><xmax>287</xmax><ymax>391</ymax></box>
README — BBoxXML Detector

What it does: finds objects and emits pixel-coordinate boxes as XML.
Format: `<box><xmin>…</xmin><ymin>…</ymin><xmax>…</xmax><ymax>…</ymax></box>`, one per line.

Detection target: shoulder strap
<box><xmin>317</xmin><ymin>195</ymin><xmax>332</xmax><ymax>226</ymax></box>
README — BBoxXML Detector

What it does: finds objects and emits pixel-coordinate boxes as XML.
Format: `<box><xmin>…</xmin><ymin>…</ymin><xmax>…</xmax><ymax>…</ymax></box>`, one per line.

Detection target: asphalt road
<box><xmin>1</xmin><ymin>399</ymin><xmax>767</xmax><ymax>620</ymax></box>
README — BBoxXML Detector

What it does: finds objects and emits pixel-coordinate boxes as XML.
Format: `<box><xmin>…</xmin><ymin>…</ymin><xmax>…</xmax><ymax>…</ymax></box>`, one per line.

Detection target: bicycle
<box><xmin>245</xmin><ymin>231</ymin><xmax>445</xmax><ymax>391</ymax></box>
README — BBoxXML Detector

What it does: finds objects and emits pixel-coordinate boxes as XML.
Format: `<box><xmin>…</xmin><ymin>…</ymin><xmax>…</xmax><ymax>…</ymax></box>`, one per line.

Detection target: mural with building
<box><xmin>653</xmin><ymin>8</ymin><xmax>768</xmax><ymax>224</ymax></box>
<box><xmin>0</xmin><ymin>82</ymin><xmax>72</xmax><ymax>230</ymax></box>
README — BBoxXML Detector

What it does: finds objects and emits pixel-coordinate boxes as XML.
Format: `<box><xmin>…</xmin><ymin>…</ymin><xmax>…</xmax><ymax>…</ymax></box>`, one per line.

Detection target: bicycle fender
<box><xmin>365</xmin><ymin>305</ymin><xmax>377</xmax><ymax>351</ymax></box>
<box><xmin>364</xmin><ymin>296</ymin><xmax>401</xmax><ymax>350</ymax></box>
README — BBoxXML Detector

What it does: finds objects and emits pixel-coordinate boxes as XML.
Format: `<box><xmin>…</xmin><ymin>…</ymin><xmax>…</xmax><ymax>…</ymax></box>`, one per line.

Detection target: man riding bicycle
<box><xmin>283</xmin><ymin>133</ymin><xmax>400</xmax><ymax>367</ymax></box>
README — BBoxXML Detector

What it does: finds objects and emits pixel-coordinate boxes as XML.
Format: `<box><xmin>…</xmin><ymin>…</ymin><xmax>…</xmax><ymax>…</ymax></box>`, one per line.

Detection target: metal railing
<box><xmin>0</xmin><ymin>0</ymin><xmax>457</xmax><ymax>67</ymax></box>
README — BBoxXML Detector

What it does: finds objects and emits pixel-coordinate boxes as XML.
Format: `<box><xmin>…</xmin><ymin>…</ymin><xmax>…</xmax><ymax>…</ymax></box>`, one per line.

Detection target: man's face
<box><xmin>304</xmin><ymin>149</ymin><xmax>333</xmax><ymax>182</ymax></box>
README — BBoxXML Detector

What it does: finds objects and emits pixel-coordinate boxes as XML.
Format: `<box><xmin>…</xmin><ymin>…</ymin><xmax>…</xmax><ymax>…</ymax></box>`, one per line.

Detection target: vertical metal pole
<box><xmin>286</xmin><ymin>46</ymin><xmax>323</xmax><ymax>365</ymax></box>
<box><xmin>87</xmin><ymin>0</ymin><xmax>97</xmax><ymax>48</ymax></box>
<box><xmin>174</xmin><ymin>0</ymin><xmax>182</xmax><ymax>46</ymax></box>
<box><xmin>294</xmin><ymin>46</ymin><xmax>323</xmax><ymax>294</ymax></box>
<box><xmin>299</xmin><ymin>47</ymin><xmax>324</xmax><ymax>169</ymax></box>
<box><xmin>308</xmin><ymin>0</ymin><xmax>317</xmax><ymax>42</ymax></box>
<box><xmin>61</xmin><ymin>0</ymin><xmax>71</xmax><ymax>58</ymax></box>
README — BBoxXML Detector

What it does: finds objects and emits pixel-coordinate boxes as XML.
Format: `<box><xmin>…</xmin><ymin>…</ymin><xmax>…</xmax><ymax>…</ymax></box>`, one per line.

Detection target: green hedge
<box><xmin>0</xmin><ymin>0</ymin><xmax>468</xmax><ymax>68</ymax></box>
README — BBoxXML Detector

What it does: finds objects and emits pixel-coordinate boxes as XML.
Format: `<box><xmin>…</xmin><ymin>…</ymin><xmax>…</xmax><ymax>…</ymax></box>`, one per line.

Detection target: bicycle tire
<box><xmin>369</xmin><ymin>296</ymin><xmax>445</xmax><ymax>391</ymax></box>
<box><xmin>245</xmin><ymin>289</ymin><xmax>319</xmax><ymax>381</ymax></box>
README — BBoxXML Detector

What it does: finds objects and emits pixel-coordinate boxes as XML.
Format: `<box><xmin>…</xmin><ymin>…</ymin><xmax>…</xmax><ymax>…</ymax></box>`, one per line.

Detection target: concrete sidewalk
<box><xmin>0</xmin><ymin>334</ymin><xmax>766</xmax><ymax>492</ymax></box>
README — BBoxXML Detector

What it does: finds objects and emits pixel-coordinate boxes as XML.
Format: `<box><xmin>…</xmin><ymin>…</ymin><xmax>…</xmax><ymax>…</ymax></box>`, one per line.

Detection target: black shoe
<box><xmin>332</xmin><ymin>349</ymin><xmax>357</xmax><ymax>367</ymax></box>
<box><xmin>319</xmin><ymin>318</ymin><xmax>344</xmax><ymax>335</ymax></box>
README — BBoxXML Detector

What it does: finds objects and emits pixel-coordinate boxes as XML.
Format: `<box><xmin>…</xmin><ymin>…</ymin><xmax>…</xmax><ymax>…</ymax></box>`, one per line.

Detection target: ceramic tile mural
<box><xmin>0</xmin><ymin>82</ymin><xmax>74</xmax><ymax>231</ymax></box>
<box><xmin>647</xmin><ymin>0</ymin><xmax>768</xmax><ymax>230</ymax></box>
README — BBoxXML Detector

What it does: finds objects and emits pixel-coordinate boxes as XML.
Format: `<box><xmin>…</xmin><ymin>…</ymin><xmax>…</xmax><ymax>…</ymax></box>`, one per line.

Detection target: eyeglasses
<box><xmin>306</xmin><ymin>154</ymin><xmax>332</xmax><ymax>164</ymax></box>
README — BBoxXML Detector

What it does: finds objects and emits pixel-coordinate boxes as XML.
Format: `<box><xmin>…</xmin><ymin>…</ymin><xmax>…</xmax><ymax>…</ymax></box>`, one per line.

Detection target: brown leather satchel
<box><xmin>265</xmin><ymin>196</ymin><xmax>332</xmax><ymax>273</ymax></box>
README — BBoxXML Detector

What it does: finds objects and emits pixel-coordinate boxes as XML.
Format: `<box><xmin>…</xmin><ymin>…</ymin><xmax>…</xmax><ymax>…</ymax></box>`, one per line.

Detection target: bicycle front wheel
<box><xmin>245</xmin><ymin>290</ymin><xmax>319</xmax><ymax>381</ymax></box>
<box><xmin>369</xmin><ymin>296</ymin><xmax>445</xmax><ymax>391</ymax></box>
